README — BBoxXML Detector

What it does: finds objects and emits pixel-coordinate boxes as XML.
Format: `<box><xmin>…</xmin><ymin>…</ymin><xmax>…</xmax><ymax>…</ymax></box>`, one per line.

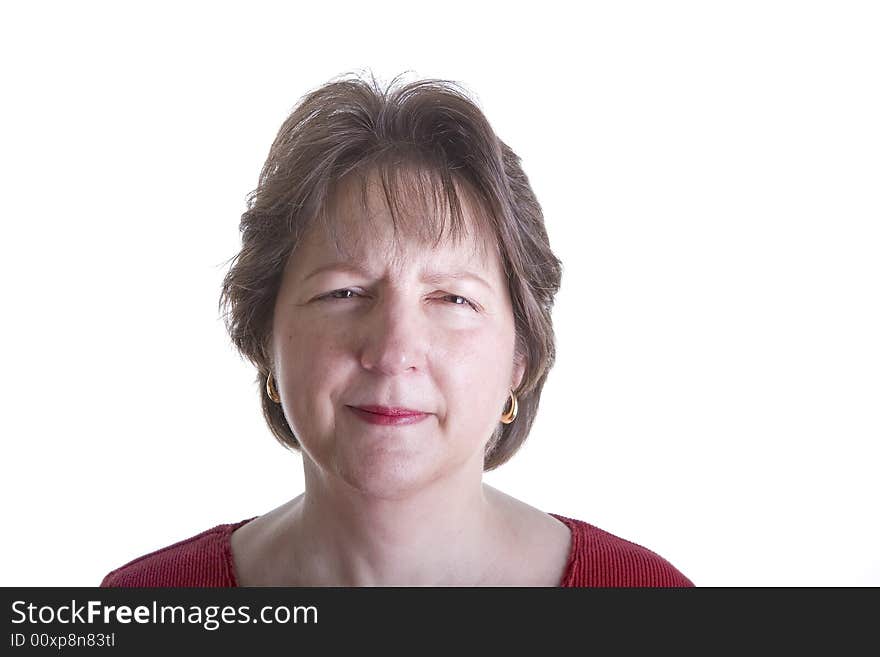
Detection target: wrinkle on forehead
<box><xmin>312</xmin><ymin>164</ymin><xmax>500</xmax><ymax>267</ymax></box>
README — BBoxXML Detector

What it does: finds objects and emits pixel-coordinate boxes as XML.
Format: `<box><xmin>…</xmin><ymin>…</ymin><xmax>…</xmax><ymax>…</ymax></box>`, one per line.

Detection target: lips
<box><xmin>347</xmin><ymin>405</ymin><xmax>430</xmax><ymax>426</ymax></box>
<box><xmin>354</xmin><ymin>405</ymin><xmax>425</xmax><ymax>417</ymax></box>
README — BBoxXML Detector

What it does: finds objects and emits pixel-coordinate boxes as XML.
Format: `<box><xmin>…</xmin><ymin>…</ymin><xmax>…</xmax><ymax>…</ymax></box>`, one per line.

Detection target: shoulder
<box><xmin>550</xmin><ymin>514</ymin><xmax>694</xmax><ymax>587</ymax></box>
<box><xmin>100</xmin><ymin>518</ymin><xmax>255</xmax><ymax>587</ymax></box>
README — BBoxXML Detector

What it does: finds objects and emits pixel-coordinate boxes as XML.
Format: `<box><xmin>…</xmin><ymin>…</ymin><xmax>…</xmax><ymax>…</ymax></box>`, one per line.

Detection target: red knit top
<box><xmin>101</xmin><ymin>514</ymin><xmax>693</xmax><ymax>587</ymax></box>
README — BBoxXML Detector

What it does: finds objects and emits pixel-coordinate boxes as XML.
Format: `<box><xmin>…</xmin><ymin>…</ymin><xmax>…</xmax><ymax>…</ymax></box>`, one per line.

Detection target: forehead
<box><xmin>299</xmin><ymin>167</ymin><xmax>500</xmax><ymax>270</ymax></box>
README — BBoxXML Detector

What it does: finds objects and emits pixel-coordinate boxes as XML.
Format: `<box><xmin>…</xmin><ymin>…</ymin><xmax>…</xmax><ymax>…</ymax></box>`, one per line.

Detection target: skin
<box><xmin>231</xmin><ymin>172</ymin><xmax>571</xmax><ymax>586</ymax></box>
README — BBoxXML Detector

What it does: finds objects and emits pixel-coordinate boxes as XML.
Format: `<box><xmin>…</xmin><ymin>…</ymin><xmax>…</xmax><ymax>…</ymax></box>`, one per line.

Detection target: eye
<box><xmin>320</xmin><ymin>288</ymin><xmax>363</xmax><ymax>300</ymax></box>
<box><xmin>440</xmin><ymin>294</ymin><xmax>478</xmax><ymax>311</ymax></box>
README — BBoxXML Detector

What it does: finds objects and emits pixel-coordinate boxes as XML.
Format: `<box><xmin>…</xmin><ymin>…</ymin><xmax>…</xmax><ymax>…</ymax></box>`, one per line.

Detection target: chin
<box><xmin>335</xmin><ymin>449</ymin><xmax>446</xmax><ymax>501</ymax></box>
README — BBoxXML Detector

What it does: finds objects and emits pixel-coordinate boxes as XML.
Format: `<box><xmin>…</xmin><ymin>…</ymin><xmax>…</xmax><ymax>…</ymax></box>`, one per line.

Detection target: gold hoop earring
<box><xmin>266</xmin><ymin>374</ymin><xmax>281</xmax><ymax>403</ymax></box>
<box><xmin>500</xmin><ymin>390</ymin><xmax>518</xmax><ymax>424</ymax></box>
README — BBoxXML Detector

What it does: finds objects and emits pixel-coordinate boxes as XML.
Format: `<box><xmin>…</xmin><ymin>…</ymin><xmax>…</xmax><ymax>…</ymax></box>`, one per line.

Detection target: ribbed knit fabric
<box><xmin>101</xmin><ymin>514</ymin><xmax>693</xmax><ymax>587</ymax></box>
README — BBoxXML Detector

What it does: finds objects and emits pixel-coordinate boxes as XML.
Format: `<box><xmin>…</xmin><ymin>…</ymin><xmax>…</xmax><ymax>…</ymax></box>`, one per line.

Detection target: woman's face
<box><xmin>271</xmin><ymin>176</ymin><xmax>525</xmax><ymax>499</ymax></box>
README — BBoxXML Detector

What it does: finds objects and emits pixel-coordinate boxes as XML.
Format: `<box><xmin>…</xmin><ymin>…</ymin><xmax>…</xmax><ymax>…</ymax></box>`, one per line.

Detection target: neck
<box><xmin>284</xmin><ymin>462</ymin><xmax>506</xmax><ymax>586</ymax></box>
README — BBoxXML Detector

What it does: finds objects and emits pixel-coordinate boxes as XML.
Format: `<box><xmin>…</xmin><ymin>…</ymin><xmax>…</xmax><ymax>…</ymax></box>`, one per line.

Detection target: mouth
<box><xmin>347</xmin><ymin>405</ymin><xmax>430</xmax><ymax>426</ymax></box>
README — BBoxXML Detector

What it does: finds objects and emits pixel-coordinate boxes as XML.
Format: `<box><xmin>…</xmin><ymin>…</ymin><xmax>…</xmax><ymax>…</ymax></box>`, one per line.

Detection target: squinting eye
<box><xmin>442</xmin><ymin>294</ymin><xmax>477</xmax><ymax>311</ymax></box>
<box><xmin>322</xmin><ymin>289</ymin><xmax>361</xmax><ymax>300</ymax></box>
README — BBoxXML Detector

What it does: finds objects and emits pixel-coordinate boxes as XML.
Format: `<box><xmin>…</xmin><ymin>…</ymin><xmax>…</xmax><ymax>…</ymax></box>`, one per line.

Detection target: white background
<box><xmin>2</xmin><ymin>1</ymin><xmax>877</xmax><ymax>587</ymax></box>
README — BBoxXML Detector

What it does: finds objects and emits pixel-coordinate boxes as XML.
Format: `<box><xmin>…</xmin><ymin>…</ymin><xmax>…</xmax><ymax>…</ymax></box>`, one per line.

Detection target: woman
<box><xmin>102</xmin><ymin>73</ymin><xmax>692</xmax><ymax>587</ymax></box>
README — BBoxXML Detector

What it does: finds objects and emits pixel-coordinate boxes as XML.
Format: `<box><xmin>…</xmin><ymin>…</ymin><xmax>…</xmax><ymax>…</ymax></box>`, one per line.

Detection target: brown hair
<box><xmin>219</xmin><ymin>72</ymin><xmax>562</xmax><ymax>471</ymax></box>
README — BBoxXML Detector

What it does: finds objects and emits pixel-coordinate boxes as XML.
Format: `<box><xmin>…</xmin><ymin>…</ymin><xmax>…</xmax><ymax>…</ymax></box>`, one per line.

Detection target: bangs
<box><xmin>313</xmin><ymin>157</ymin><xmax>499</xmax><ymax>263</ymax></box>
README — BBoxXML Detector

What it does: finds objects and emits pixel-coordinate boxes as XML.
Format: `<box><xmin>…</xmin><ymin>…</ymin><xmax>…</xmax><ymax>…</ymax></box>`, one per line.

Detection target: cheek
<box><xmin>436</xmin><ymin>326</ymin><xmax>515</xmax><ymax>409</ymax></box>
<box><xmin>277</xmin><ymin>315</ymin><xmax>346</xmax><ymax>369</ymax></box>
<box><xmin>276</xmin><ymin>322</ymin><xmax>350</xmax><ymax>413</ymax></box>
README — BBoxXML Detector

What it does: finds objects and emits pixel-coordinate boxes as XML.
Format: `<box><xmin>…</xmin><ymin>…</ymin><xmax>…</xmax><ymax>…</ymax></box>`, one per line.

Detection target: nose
<box><xmin>358</xmin><ymin>292</ymin><xmax>428</xmax><ymax>376</ymax></box>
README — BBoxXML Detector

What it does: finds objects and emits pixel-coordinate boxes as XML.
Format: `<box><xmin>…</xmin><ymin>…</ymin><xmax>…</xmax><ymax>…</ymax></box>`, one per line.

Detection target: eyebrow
<box><xmin>302</xmin><ymin>262</ymin><xmax>493</xmax><ymax>291</ymax></box>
